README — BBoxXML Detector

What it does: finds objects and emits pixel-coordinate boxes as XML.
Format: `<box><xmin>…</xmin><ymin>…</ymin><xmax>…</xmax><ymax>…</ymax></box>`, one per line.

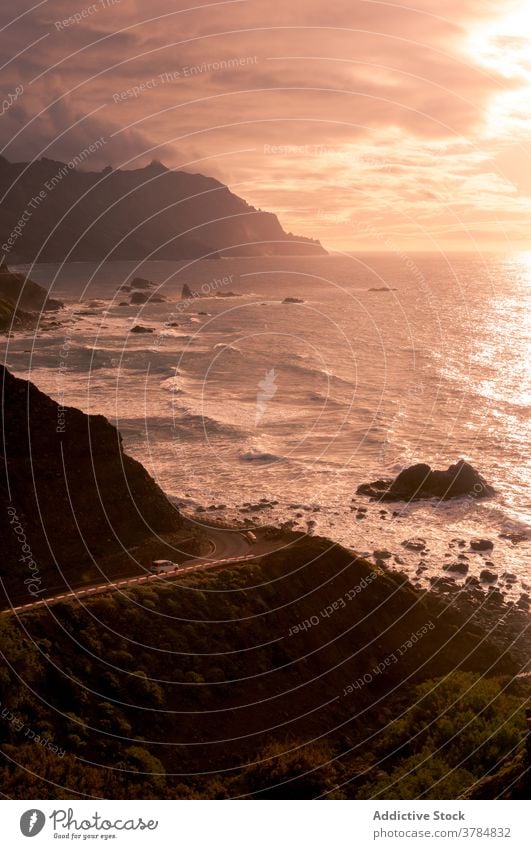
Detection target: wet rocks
<box><xmin>356</xmin><ymin>459</ymin><xmax>494</xmax><ymax>502</ymax></box>
<box><xmin>501</xmin><ymin>572</ymin><xmax>517</xmax><ymax>583</ymax></box>
<box><xmin>131</xmin><ymin>277</ymin><xmax>154</xmax><ymax>289</ymax></box>
<box><xmin>356</xmin><ymin>478</ymin><xmax>390</xmax><ymax>498</ymax></box>
<box><xmin>401</xmin><ymin>537</ymin><xmax>426</xmax><ymax>552</ymax></box>
<box><xmin>130</xmin><ymin>291</ymin><xmax>148</xmax><ymax>304</ymax></box>
<box><xmin>480</xmin><ymin>569</ymin><xmax>497</xmax><ymax>583</ymax></box>
<box><xmin>470</xmin><ymin>538</ymin><xmax>494</xmax><ymax>551</ymax></box>
<box><xmin>443</xmin><ymin>562</ymin><xmax>469</xmax><ymax>575</ymax></box>
<box><xmin>499</xmin><ymin>531</ymin><xmax>528</xmax><ymax>544</ymax></box>
<box><xmin>465</xmin><ymin>575</ymin><xmax>480</xmax><ymax>587</ymax></box>
<box><xmin>130</xmin><ymin>325</ymin><xmax>154</xmax><ymax>334</ymax></box>
<box><xmin>373</xmin><ymin>549</ymin><xmax>392</xmax><ymax>560</ymax></box>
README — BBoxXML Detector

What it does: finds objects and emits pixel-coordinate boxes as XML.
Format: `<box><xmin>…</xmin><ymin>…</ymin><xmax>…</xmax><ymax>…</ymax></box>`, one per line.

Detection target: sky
<box><xmin>1</xmin><ymin>0</ymin><xmax>531</xmax><ymax>251</ymax></box>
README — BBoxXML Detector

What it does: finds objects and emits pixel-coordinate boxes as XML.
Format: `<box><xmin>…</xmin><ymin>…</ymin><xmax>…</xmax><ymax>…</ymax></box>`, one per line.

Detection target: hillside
<box><xmin>0</xmin><ymin>157</ymin><xmax>326</xmax><ymax>262</ymax></box>
<box><xmin>0</xmin><ymin>366</ymin><xmax>187</xmax><ymax>605</ymax></box>
<box><xmin>0</xmin><ymin>535</ymin><xmax>528</xmax><ymax>799</ymax></box>
<box><xmin>0</xmin><ymin>263</ymin><xmax>62</xmax><ymax>330</ymax></box>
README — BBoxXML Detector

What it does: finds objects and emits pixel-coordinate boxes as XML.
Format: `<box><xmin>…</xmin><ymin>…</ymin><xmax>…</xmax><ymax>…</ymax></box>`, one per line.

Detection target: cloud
<box><xmin>0</xmin><ymin>0</ymin><xmax>529</xmax><ymax>248</ymax></box>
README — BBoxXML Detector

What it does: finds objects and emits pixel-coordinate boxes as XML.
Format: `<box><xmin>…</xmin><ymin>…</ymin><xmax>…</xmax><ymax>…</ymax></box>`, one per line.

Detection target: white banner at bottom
<box><xmin>3</xmin><ymin>799</ymin><xmax>529</xmax><ymax>848</ymax></box>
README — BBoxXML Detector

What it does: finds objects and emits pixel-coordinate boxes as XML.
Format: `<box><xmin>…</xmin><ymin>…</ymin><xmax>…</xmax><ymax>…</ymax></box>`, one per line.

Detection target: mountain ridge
<box><xmin>0</xmin><ymin>156</ymin><xmax>326</xmax><ymax>262</ymax></box>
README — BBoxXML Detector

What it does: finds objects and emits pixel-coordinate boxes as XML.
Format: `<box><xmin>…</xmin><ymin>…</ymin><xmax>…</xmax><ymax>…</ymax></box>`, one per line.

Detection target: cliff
<box><xmin>0</xmin><ymin>366</ymin><xmax>183</xmax><ymax>602</ymax></box>
<box><xmin>0</xmin><ymin>157</ymin><xmax>326</xmax><ymax>261</ymax></box>
<box><xmin>0</xmin><ymin>264</ymin><xmax>63</xmax><ymax>330</ymax></box>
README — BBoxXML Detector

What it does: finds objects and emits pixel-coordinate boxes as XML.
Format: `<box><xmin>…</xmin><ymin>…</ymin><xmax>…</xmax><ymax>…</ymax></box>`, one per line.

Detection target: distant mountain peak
<box><xmin>143</xmin><ymin>158</ymin><xmax>169</xmax><ymax>174</ymax></box>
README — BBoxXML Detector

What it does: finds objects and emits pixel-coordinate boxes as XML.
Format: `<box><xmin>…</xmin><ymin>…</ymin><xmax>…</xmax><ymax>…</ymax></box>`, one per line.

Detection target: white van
<box><xmin>151</xmin><ymin>560</ymin><xmax>180</xmax><ymax>574</ymax></box>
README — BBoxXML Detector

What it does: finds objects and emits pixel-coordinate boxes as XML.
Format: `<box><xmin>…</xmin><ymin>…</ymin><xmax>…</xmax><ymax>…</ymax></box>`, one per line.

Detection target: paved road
<box><xmin>2</xmin><ymin>527</ymin><xmax>277</xmax><ymax>617</ymax></box>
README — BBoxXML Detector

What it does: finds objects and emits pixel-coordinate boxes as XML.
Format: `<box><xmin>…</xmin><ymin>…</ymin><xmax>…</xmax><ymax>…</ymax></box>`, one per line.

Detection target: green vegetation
<box><xmin>0</xmin><ymin>539</ymin><xmax>528</xmax><ymax>799</ymax></box>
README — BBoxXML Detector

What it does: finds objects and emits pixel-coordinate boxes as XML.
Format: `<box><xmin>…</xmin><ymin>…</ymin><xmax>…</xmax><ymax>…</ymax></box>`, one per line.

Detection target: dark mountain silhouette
<box><xmin>0</xmin><ymin>156</ymin><xmax>326</xmax><ymax>262</ymax></box>
<box><xmin>0</xmin><ymin>366</ymin><xmax>183</xmax><ymax>603</ymax></box>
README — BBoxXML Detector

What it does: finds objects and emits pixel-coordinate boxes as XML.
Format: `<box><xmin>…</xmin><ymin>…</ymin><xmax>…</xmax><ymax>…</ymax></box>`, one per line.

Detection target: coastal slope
<box><xmin>0</xmin><ymin>263</ymin><xmax>62</xmax><ymax>331</ymax></box>
<box><xmin>0</xmin><ymin>366</ymin><xmax>184</xmax><ymax>603</ymax></box>
<box><xmin>0</xmin><ymin>536</ymin><xmax>528</xmax><ymax>798</ymax></box>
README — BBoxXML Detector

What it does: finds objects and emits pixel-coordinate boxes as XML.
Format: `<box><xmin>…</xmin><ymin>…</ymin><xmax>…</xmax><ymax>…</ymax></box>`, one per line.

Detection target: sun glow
<box><xmin>464</xmin><ymin>0</ymin><xmax>531</xmax><ymax>136</ymax></box>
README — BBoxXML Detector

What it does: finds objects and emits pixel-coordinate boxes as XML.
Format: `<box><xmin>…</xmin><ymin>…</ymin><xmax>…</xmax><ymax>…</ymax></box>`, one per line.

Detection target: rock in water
<box><xmin>130</xmin><ymin>291</ymin><xmax>148</xmax><ymax>304</ymax></box>
<box><xmin>356</xmin><ymin>459</ymin><xmax>494</xmax><ymax>502</ymax></box>
<box><xmin>401</xmin><ymin>538</ymin><xmax>427</xmax><ymax>551</ymax></box>
<box><xmin>480</xmin><ymin>569</ymin><xmax>497</xmax><ymax>583</ymax></box>
<box><xmin>130</xmin><ymin>277</ymin><xmax>153</xmax><ymax>289</ymax></box>
<box><xmin>443</xmin><ymin>562</ymin><xmax>469</xmax><ymax>575</ymax></box>
<box><xmin>470</xmin><ymin>538</ymin><xmax>494</xmax><ymax>551</ymax></box>
<box><xmin>182</xmin><ymin>283</ymin><xmax>193</xmax><ymax>299</ymax></box>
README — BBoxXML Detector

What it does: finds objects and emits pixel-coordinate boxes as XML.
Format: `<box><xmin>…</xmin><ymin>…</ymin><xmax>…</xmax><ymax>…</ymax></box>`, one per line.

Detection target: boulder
<box><xmin>130</xmin><ymin>277</ymin><xmax>153</xmax><ymax>289</ymax></box>
<box><xmin>130</xmin><ymin>325</ymin><xmax>154</xmax><ymax>334</ymax></box>
<box><xmin>470</xmin><ymin>538</ymin><xmax>494</xmax><ymax>551</ymax></box>
<box><xmin>390</xmin><ymin>463</ymin><xmax>431</xmax><ymax>495</ymax></box>
<box><xmin>465</xmin><ymin>575</ymin><xmax>480</xmax><ymax>587</ymax></box>
<box><xmin>130</xmin><ymin>292</ymin><xmax>148</xmax><ymax>304</ymax></box>
<box><xmin>480</xmin><ymin>569</ymin><xmax>497</xmax><ymax>583</ymax></box>
<box><xmin>499</xmin><ymin>531</ymin><xmax>528</xmax><ymax>544</ymax></box>
<box><xmin>356</xmin><ymin>459</ymin><xmax>494</xmax><ymax>502</ymax></box>
<box><xmin>401</xmin><ymin>537</ymin><xmax>426</xmax><ymax>551</ymax></box>
<box><xmin>443</xmin><ymin>562</ymin><xmax>469</xmax><ymax>575</ymax></box>
<box><xmin>356</xmin><ymin>479</ymin><xmax>391</xmax><ymax>498</ymax></box>
<box><xmin>282</xmin><ymin>297</ymin><xmax>304</xmax><ymax>303</ymax></box>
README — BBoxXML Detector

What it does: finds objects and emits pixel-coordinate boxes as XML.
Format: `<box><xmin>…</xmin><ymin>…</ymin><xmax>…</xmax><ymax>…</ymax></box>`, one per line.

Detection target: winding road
<box><xmin>1</xmin><ymin>527</ymin><xmax>279</xmax><ymax>617</ymax></box>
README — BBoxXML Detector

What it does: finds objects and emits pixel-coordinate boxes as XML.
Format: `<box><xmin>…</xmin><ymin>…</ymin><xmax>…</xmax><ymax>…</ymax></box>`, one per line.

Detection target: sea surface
<box><xmin>3</xmin><ymin>253</ymin><xmax>530</xmax><ymax>596</ymax></box>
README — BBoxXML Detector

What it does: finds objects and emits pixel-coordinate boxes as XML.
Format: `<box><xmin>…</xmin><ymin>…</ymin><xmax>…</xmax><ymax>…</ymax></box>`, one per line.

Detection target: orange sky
<box><xmin>2</xmin><ymin>0</ymin><xmax>530</xmax><ymax>250</ymax></box>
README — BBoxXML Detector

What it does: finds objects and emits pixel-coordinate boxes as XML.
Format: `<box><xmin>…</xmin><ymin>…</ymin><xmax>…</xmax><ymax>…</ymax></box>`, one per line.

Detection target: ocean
<box><xmin>3</xmin><ymin>252</ymin><xmax>530</xmax><ymax>596</ymax></box>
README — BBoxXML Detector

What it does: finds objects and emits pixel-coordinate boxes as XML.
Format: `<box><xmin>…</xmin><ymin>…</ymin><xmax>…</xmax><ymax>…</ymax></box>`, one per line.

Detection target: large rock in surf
<box><xmin>130</xmin><ymin>277</ymin><xmax>153</xmax><ymax>289</ymax></box>
<box><xmin>130</xmin><ymin>291</ymin><xmax>148</xmax><ymax>304</ymax></box>
<box><xmin>357</xmin><ymin>460</ymin><xmax>494</xmax><ymax>502</ymax></box>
